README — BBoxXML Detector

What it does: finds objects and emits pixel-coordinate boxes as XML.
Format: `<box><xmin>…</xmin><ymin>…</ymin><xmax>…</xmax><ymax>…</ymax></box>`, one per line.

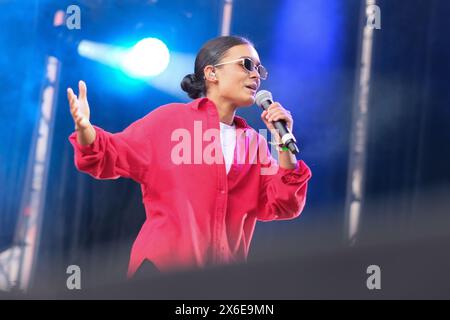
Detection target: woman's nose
<box><xmin>250</xmin><ymin>70</ymin><xmax>260</xmax><ymax>80</ymax></box>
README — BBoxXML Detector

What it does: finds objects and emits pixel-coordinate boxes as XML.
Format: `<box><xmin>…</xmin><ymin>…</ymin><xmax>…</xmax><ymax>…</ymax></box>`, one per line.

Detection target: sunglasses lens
<box><xmin>243</xmin><ymin>58</ymin><xmax>254</xmax><ymax>72</ymax></box>
<box><xmin>258</xmin><ymin>65</ymin><xmax>268</xmax><ymax>79</ymax></box>
<box><xmin>243</xmin><ymin>58</ymin><xmax>268</xmax><ymax>80</ymax></box>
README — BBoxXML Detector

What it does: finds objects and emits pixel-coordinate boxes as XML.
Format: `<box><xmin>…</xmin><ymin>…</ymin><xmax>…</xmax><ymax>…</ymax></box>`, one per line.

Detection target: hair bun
<box><xmin>181</xmin><ymin>73</ymin><xmax>204</xmax><ymax>99</ymax></box>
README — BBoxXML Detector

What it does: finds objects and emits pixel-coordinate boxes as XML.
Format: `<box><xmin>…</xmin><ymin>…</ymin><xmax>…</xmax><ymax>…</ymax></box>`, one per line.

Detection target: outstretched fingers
<box><xmin>78</xmin><ymin>80</ymin><xmax>87</xmax><ymax>100</ymax></box>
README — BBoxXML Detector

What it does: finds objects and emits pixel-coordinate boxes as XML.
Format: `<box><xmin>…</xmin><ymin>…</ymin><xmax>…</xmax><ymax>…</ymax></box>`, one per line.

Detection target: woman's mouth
<box><xmin>245</xmin><ymin>85</ymin><xmax>257</xmax><ymax>94</ymax></box>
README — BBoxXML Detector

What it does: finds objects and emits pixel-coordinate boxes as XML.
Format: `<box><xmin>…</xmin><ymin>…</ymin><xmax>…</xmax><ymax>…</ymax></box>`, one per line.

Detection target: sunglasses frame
<box><xmin>213</xmin><ymin>58</ymin><xmax>268</xmax><ymax>80</ymax></box>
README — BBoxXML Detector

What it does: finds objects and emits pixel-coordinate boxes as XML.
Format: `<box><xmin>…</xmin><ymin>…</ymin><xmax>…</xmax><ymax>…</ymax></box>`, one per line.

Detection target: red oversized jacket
<box><xmin>69</xmin><ymin>97</ymin><xmax>312</xmax><ymax>277</ymax></box>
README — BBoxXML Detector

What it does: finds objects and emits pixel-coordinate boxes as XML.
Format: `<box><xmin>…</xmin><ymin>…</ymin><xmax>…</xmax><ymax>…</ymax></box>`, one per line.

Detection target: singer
<box><xmin>67</xmin><ymin>35</ymin><xmax>312</xmax><ymax>278</ymax></box>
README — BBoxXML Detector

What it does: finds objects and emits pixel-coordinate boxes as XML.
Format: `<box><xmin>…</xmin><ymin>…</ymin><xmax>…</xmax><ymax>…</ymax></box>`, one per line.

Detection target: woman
<box><xmin>67</xmin><ymin>35</ymin><xmax>312</xmax><ymax>278</ymax></box>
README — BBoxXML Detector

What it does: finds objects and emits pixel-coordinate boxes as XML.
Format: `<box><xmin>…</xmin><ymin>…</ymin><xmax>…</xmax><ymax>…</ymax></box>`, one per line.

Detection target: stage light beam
<box><xmin>121</xmin><ymin>38</ymin><xmax>170</xmax><ymax>78</ymax></box>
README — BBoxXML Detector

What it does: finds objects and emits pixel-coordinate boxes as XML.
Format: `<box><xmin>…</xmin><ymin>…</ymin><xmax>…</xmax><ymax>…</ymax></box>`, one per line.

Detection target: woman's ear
<box><xmin>203</xmin><ymin>65</ymin><xmax>217</xmax><ymax>82</ymax></box>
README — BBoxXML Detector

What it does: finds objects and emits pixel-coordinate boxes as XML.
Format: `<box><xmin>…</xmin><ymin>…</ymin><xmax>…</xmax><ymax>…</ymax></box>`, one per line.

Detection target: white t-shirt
<box><xmin>219</xmin><ymin>121</ymin><xmax>236</xmax><ymax>174</ymax></box>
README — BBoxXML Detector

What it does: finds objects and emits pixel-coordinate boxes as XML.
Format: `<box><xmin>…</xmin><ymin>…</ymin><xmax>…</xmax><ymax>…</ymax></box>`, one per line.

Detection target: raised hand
<box><xmin>68</xmin><ymin>80</ymin><xmax>91</xmax><ymax>130</ymax></box>
<box><xmin>67</xmin><ymin>80</ymin><xmax>96</xmax><ymax>145</ymax></box>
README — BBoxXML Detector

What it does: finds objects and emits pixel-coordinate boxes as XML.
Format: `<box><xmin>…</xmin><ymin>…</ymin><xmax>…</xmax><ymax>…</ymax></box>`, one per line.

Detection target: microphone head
<box><xmin>255</xmin><ymin>90</ymin><xmax>273</xmax><ymax>108</ymax></box>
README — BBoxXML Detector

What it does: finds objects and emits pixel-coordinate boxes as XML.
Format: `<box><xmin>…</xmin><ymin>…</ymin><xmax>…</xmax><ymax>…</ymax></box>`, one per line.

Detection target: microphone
<box><xmin>255</xmin><ymin>90</ymin><xmax>299</xmax><ymax>155</ymax></box>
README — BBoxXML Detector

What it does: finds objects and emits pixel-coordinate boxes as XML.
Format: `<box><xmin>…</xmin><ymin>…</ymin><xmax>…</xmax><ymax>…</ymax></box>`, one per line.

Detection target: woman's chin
<box><xmin>240</xmin><ymin>95</ymin><xmax>256</xmax><ymax>106</ymax></box>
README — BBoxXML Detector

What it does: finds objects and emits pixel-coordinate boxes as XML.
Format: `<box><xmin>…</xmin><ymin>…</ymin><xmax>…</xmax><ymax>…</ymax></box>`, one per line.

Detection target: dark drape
<box><xmin>360</xmin><ymin>0</ymin><xmax>450</xmax><ymax>243</ymax></box>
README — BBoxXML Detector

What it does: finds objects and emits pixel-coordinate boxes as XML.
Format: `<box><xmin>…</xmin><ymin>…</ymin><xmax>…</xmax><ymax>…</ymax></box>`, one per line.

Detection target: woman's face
<box><xmin>212</xmin><ymin>44</ymin><xmax>262</xmax><ymax>107</ymax></box>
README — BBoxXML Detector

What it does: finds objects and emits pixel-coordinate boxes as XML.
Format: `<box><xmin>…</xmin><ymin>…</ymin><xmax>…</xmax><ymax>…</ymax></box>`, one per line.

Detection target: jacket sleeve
<box><xmin>253</xmin><ymin>135</ymin><xmax>312</xmax><ymax>222</ymax></box>
<box><xmin>68</xmin><ymin>117</ymin><xmax>152</xmax><ymax>184</ymax></box>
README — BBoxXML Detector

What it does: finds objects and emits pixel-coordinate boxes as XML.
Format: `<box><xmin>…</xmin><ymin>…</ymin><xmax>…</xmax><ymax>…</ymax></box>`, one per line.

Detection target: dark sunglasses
<box><xmin>214</xmin><ymin>58</ymin><xmax>268</xmax><ymax>80</ymax></box>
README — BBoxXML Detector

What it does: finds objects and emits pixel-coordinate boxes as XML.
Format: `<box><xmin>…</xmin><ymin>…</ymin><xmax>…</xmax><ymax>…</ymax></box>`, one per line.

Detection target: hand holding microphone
<box><xmin>256</xmin><ymin>90</ymin><xmax>299</xmax><ymax>154</ymax></box>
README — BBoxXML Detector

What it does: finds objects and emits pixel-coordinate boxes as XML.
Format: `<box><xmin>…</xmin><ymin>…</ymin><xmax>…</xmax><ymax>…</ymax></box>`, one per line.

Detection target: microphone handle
<box><xmin>260</xmin><ymin>99</ymin><xmax>300</xmax><ymax>155</ymax></box>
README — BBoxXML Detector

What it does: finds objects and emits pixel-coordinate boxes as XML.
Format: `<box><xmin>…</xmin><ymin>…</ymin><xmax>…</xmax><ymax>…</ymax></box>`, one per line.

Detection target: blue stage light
<box><xmin>121</xmin><ymin>37</ymin><xmax>170</xmax><ymax>78</ymax></box>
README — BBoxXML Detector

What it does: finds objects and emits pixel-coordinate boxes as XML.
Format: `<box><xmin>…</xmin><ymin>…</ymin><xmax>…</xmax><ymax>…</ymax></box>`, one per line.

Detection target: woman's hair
<box><xmin>180</xmin><ymin>35</ymin><xmax>253</xmax><ymax>99</ymax></box>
